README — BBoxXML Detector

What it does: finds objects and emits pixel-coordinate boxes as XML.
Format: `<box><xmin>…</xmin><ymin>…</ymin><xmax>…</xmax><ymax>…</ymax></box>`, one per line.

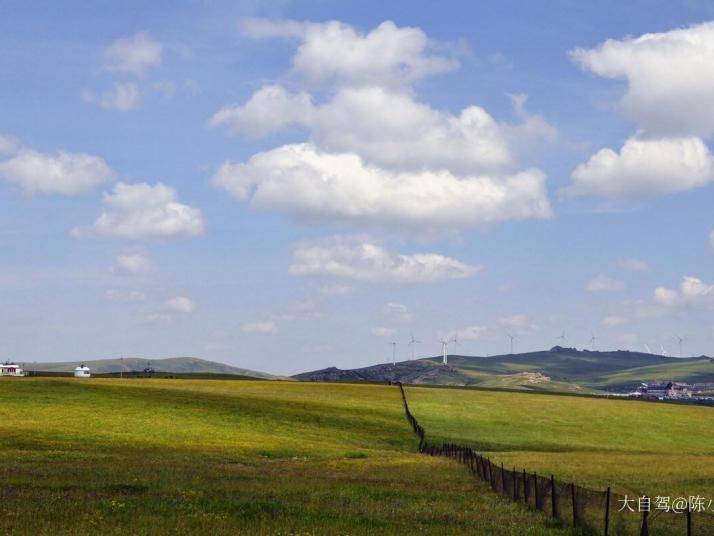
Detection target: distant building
<box><xmin>0</xmin><ymin>362</ymin><xmax>25</xmax><ymax>377</ymax></box>
<box><xmin>636</xmin><ymin>381</ymin><xmax>691</xmax><ymax>399</ymax></box>
<box><xmin>74</xmin><ymin>364</ymin><xmax>91</xmax><ymax>378</ymax></box>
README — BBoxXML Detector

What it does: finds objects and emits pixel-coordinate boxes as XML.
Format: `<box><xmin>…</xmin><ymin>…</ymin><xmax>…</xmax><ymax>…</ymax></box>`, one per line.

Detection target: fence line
<box><xmin>395</xmin><ymin>382</ymin><xmax>714</xmax><ymax>536</ymax></box>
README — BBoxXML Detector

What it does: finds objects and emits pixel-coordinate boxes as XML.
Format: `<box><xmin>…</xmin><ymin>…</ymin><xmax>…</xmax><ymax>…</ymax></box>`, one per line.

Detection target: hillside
<box><xmin>295</xmin><ymin>346</ymin><xmax>714</xmax><ymax>392</ymax></box>
<box><xmin>30</xmin><ymin>356</ymin><xmax>274</xmax><ymax>379</ymax></box>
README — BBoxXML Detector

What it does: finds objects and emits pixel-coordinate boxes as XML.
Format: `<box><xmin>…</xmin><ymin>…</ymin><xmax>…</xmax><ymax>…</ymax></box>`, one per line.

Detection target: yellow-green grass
<box><xmin>406</xmin><ymin>385</ymin><xmax>714</xmax><ymax>498</ymax></box>
<box><xmin>0</xmin><ymin>378</ymin><xmax>570</xmax><ymax>535</ymax></box>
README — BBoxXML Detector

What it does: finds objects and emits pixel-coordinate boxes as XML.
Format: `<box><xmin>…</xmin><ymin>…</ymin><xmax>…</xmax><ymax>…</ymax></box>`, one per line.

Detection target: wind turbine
<box><xmin>408</xmin><ymin>333</ymin><xmax>421</xmax><ymax>360</ymax></box>
<box><xmin>389</xmin><ymin>341</ymin><xmax>397</xmax><ymax>366</ymax></box>
<box><xmin>439</xmin><ymin>338</ymin><xmax>449</xmax><ymax>365</ymax></box>
<box><xmin>644</xmin><ymin>344</ymin><xmax>652</xmax><ymax>354</ymax></box>
<box><xmin>676</xmin><ymin>335</ymin><xmax>684</xmax><ymax>358</ymax></box>
<box><xmin>507</xmin><ymin>333</ymin><xmax>516</xmax><ymax>354</ymax></box>
<box><xmin>590</xmin><ymin>332</ymin><xmax>597</xmax><ymax>351</ymax></box>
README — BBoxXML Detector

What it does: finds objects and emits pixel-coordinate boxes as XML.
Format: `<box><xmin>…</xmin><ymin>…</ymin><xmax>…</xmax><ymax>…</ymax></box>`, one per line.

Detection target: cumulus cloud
<box><xmin>587</xmin><ymin>275</ymin><xmax>626</xmax><ymax>292</ymax></box>
<box><xmin>164</xmin><ymin>296</ymin><xmax>196</xmax><ymax>314</ymax></box>
<box><xmin>371</xmin><ymin>326</ymin><xmax>396</xmax><ymax>337</ymax></box>
<box><xmin>75</xmin><ymin>182</ymin><xmax>204</xmax><ymax>240</ymax></box>
<box><xmin>0</xmin><ymin>146</ymin><xmax>114</xmax><ymax>196</ymax></box>
<box><xmin>0</xmin><ymin>135</ymin><xmax>20</xmax><ymax>156</ymax></box>
<box><xmin>288</xmin><ymin>236</ymin><xmax>481</xmax><ymax>283</ymax></box>
<box><xmin>241</xmin><ymin>320</ymin><xmax>279</xmax><ymax>334</ymax></box>
<box><xmin>212</xmin><ymin>20</ymin><xmax>554</xmax><ymax>232</ymax></box>
<box><xmin>112</xmin><ymin>250</ymin><xmax>153</xmax><ymax>275</ymax></box>
<box><xmin>654</xmin><ymin>276</ymin><xmax>714</xmax><ymax>308</ymax></box>
<box><xmin>213</xmin><ymin>144</ymin><xmax>551</xmax><ymax>231</ymax></box>
<box><xmin>618</xmin><ymin>257</ymin><xmax>649</xmax><ymax>271</ymax></box>
<box><xmin>383</xmin><ymin>302</ymin><xmax>413</xmax><ymax>321</ymax></box>
<box><xmin>103</xmin><ymin>32</ymin><xmax>163</xmax><ymax>75</ymax></box>
<box><xmin>564</xmin><ymin>136</ymin><xmax>714</xmax><ymax>200</ymax></box>
<box><xmin>211</xmin><ymin>86</ymin><xmax>524</xmax><ymax>173</ymax></box>
<box><xmin>240</xmin><ymin>19</ymin><xmax>458</xmax><ymax>88</ymax></box>
<box><xmin>83</xmin><ymin>82</ymin><xmax>140</xmax><ymax>111</ymax></box>
<box><xmin>571</xmin><ymin>21</ymin><xmax>714</xmax><ymax>138</ymax></box>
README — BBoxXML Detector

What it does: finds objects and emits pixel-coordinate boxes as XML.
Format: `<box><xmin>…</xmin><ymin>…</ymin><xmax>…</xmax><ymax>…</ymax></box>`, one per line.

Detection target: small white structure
<box><xmin>74</xmin><ymin>364</ymin><xmax>91</xmax><ymax>378</ymax></box>
<box><xmin>1</xmin><ymin>362</ymin><xmax>25</xmax><ymax>377</ymax></box>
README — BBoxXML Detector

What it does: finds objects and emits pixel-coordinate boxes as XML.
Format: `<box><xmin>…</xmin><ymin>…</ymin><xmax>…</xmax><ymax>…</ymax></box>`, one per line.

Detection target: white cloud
<box><xmin>602</xmin><ymin>315</ymin><xmax>628</xmax><ymax>327</ymax></box>
<box><xmin>289</xmin><ymin>236</ymin><xmax>481</xmax><ymax>283</ymax></box>
<box><xmin>0</xmin><ymin>147</ymin><xmax>114</xmax><ymax>196</ymax></box>
<box><xmin>318</xmin><ymin>283</ymin><xmax>354</xmax><ymax>296</ymax></box>
<box><xmin>587</xmin><ymin>275</ymin><xmax>626</xmax><ymax>292</ymax></box>
<box><xmin>0</xmin><ymin>135</ymin><xmax>21</xmax><ymax>156</ymax></box>
<box><xmin>497</xmin><ymin>314</ymin><xmax>537</xmax><ymax>333</ymax></box>
<box><xmin>213</xmin><ymin>143</ymin><xmax>551</xmax><ymax>231</ymax></box>
<box><xmin>83</xmin><ymin>82</ymin><xmax>140</xmax><ymax>111</ymax></box>
<box><xmin>164</xmin><ymin>296</ymin><xmax>196</xmax><ymax>314</ymax></box>
<box><xmin>618</xmin><ymin>257</ymin><xmax>649</xmax><ymax>271</ymax></box>
<box><xmin>564</xmin><ymin>136</ymin><xmax>714</xmax><ymax>200</ymax></box>
<box><xmin>209</xmin><ymin>85</ymin><xmax>313</xmax><ymax>138</ymax></box>
<box><xmin>571</xmin><ymin>21</ymin><xmax>714</xmax><ymax>138</ymax></box>
<box><xmin>103</xmin><ymin>32</ymin><xmax>163</xmax><ymax>75</ymax></box>
<box><xmin>75</xmin><ymin>182</ymin><xmax>204</xmax><ymax>240</ymax></box>
<box><xmin>383</xmin><ymin>302</ymin><xmax>413</xmax><ymax>321</ymax></box>
<box><xmin>240</xmin><ymin>19</ymin><xmax>458</xmax><ymax>89</ymax></box>
<box><xmin>447</xmin><ymin>324</ymin><xmax>489</xmax><ymax>341</ymax></box>
<box><xmin>112</xmin><ymin>251</ymin><xmax>153</xmax><ymax>275</ymax></box>
<box><xmin>241</xmin><ymin>320</ymin><xmax>279</xmax><ymax>334</ymax></box>
<box><xmin>654</xmin><ymin>276</ymin><xmax>714</xmax><ymax>308</ymax></box>
<box><xmin>211</xmin><ymin>86</ymin><xmax>520</xmax><ymax>173</ymax></box>
<box><xmin>371</xmin><ymin>326</ymin><xmax>396</xmax><ymax>337</ymax></box>
<box><xmin>104</xmin><ymin>289</ymin><xmax>146</xmax><ymax>303</ymax></box>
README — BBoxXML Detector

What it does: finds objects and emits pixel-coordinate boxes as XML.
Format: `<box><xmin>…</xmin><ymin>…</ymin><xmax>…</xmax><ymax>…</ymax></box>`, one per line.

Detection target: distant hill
<box><xmin>30</xmin><ymin>357</ymin><xmax>274</xmax><ymax>379</ymax></box>
<box><xmin>294</xmin><ymin>346</ymin><xmax>714</xmax><ymax>392</ymax></box>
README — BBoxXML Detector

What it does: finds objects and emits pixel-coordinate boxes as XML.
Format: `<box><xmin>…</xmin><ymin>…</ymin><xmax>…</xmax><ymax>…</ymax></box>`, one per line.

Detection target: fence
<box><xmin>396</xmin><ymin>382</ymin><xmax>714</xmax><ymax>535</ymax></box>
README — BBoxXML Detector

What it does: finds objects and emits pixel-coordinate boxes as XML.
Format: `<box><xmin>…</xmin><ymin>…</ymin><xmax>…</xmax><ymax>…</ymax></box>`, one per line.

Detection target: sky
<box><xmin>2</xmin><ymin>0</ymin><xmax>714</xmax><ymax>374</ymax></box>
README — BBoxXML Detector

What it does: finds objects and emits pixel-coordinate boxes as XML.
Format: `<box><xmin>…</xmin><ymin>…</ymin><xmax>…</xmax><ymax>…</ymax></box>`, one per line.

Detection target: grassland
<box><xmin>0</xmin><ymin>378</ymin><xmax>569</xmax><ymax>535</ymax></box>
<box><xmin>406</xmin><ymin>385</ymin><xmax>714</xmax><ymax>498</ymax></box>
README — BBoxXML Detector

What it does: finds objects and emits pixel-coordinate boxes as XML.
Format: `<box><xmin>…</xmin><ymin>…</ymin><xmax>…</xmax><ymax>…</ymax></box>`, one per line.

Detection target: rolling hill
<box><xmin>30</xmin><ymin>356</ymin><xmax>275</xmax><ymax>379</ymax></box>
<box><xmin>295</xmin><ymin>346</ymin><xmax>714</xmax><ymax>392</ymax></box>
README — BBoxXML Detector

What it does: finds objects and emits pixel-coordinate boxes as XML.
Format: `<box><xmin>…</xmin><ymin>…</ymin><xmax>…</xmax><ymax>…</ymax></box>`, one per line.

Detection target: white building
<box><xmin>74</xmin><ymin>364</ymin><xmax>91</xmax><ymax>378</ymax></box>
<box><xmin>1</xmin><ymin>362</ymin><xmax>26</xmax><ymax>376</ymax></box>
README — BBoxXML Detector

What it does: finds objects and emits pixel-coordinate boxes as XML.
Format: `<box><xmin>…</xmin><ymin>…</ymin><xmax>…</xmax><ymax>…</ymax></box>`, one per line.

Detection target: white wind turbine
<box><xmin>556</xmin><ymin>330</ymin><xmax>568</xmax><ymax>345</ymax></box>
<box><xmin>676</xmin><ymin>335</ymin><xmax>685</xmax><ymax>357</ymax></box>
<box><xmin>590</xmin><ymin>332</ymin><xmax>597</xmax><ymax>351</ymax></box>
<box><xmin>660</xmin><ymin>343</ymin><xmax>669</xmax><ymax>357</ymax></box>
<box><xmin>408</xmin><ymin>333</ymin><xmax>421</xmax><ymax>360</ymax></box>
<box><xmin>389</xmin><ymin>341</ymin><xmax>397</xmax><ymax>366</ymax></box>
<box><xmin>507</xmin><ymin>333</ymin><xmax>516</xmax><ymax>355</ymax></box>
<box><xmin>439</xmin><ymin>334</ymin><xmax>458</xmax><ymax>365</ymax></box>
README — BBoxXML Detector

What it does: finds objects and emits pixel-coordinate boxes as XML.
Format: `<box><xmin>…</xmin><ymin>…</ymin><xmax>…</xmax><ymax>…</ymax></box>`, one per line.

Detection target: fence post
<box><xmin>687</xmin><ymin>503</ymin><xmax>692</xmax><ymax>536</ymax></box>
<box><xmin>551</xmin><ymin>475</ymin><xmax>557</xmax><ymax>520</ymax></box>
<box><xmin>534</xmin><ymin>473</ymin><xmax>539</xmax><ymax>510</ymax></box>
<box><xmin>513</xmin><ymin>467</ymin><xmax>518</xmax><ymax>501</ymax></box>
<box><xmin>640</xmin><ymin>499</ymin><xmax>649</xmax><ymax>536</ymax></box>
<box><xmin>501</xmin><ymin>463</ymin><xmax>506</xmax><ymax>493</ymax></box>
<box><xmin>604</xmin><ymin>487</ymin><xmax>610</xmax><ymax>536</ymax></box>
<box><xmin>523</xmin><ymin>469</ymin><xmax>528</xmax><ymax>505</ymax></box>
<box><xmin>571</xmin><ymin>483</ymin><xmax>577</xmax><ymax>528</ymax></box>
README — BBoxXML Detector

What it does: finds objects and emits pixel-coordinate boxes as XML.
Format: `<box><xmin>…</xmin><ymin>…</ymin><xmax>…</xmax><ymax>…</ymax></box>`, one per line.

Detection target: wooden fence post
<box><xmin>551</xmin><ymin>475</ymin><xmax>557</xmax><ymax>519</ymax></box>
<box><xmin>501</xmin><ymin>463</ymin><xmax>506</xmax><ymax>493</ymax></box>
<box><xmin>687</xmin><ymin>503</ymin><xmax>692</xmax><ymax>536</ymax></box>
<box><xmin>513</xmin><ymin>467</ymin><xmax>518</xmax><ymax>501</ymax></box>
<box><xmin>571</xmin><ymin>483</ymin><xmax>577</xmax><ymax>528</ymax></box>
<box><xmin>523</xmin><ymin>469</ymin><xmax>528</xmax><ymax>504</ymax></box>
<box><xmin>534</xmin><ymin>473</ymin><xmax>539</xmax><ymax>510</ymax></box>
<box><xmin>640</xmin><ymin>497</ymin><xmax>649</xmax><ymax>536</ymax></box>
<box><xmin>604</xmin><ymin>487</ymin><xmax>610</xmax><ymax>536</ymax></box>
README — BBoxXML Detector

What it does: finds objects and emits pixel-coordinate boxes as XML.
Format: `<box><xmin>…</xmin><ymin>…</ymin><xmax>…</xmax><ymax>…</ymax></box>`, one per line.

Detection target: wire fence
<box><xmin>396</xmin><ymin>382</ymin><xmax>714</xmax><ymax>535</ymax></box>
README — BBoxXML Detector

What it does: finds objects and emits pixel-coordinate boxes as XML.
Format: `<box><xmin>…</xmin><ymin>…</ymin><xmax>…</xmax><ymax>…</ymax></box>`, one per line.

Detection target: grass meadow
<box><xmin>0</xmin><ymin>378</ymin><xmax>570</xmax><ymax>535</ymax></box>
<box><xmin>406</xmin><ymin>385</ymin><xmax>714</xmax><ymax>498</ymax></box>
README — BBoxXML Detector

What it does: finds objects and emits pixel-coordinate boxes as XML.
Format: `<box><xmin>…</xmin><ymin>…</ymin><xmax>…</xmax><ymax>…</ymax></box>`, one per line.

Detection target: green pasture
<box><xmin>0</xmin><ymin>378</ymin><xmax>568</xmax><ymax>535</ymax></box>
<box><xmin>406</xmin><ymin>385</ymin><xmax>714</xmax><ymax>498</ymax></box>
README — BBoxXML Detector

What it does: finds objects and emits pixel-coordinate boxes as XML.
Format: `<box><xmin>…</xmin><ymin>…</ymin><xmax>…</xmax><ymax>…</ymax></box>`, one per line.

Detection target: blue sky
<box><xmin>2</xmin><ymin>1</ymin><xmax>714</xmax><ymax>374</ymax></box>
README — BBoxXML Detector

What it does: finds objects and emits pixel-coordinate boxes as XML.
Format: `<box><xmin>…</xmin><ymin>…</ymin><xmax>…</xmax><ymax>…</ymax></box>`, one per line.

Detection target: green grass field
<box><xmin>406</xmin><ymin>385</ymin><xmax>714</xmax><ymax>498</ymax></box>
<box><xmin>0</xmin><ymin>378</ymin><xmax>569</xmax><ymax>536</ymax></box>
